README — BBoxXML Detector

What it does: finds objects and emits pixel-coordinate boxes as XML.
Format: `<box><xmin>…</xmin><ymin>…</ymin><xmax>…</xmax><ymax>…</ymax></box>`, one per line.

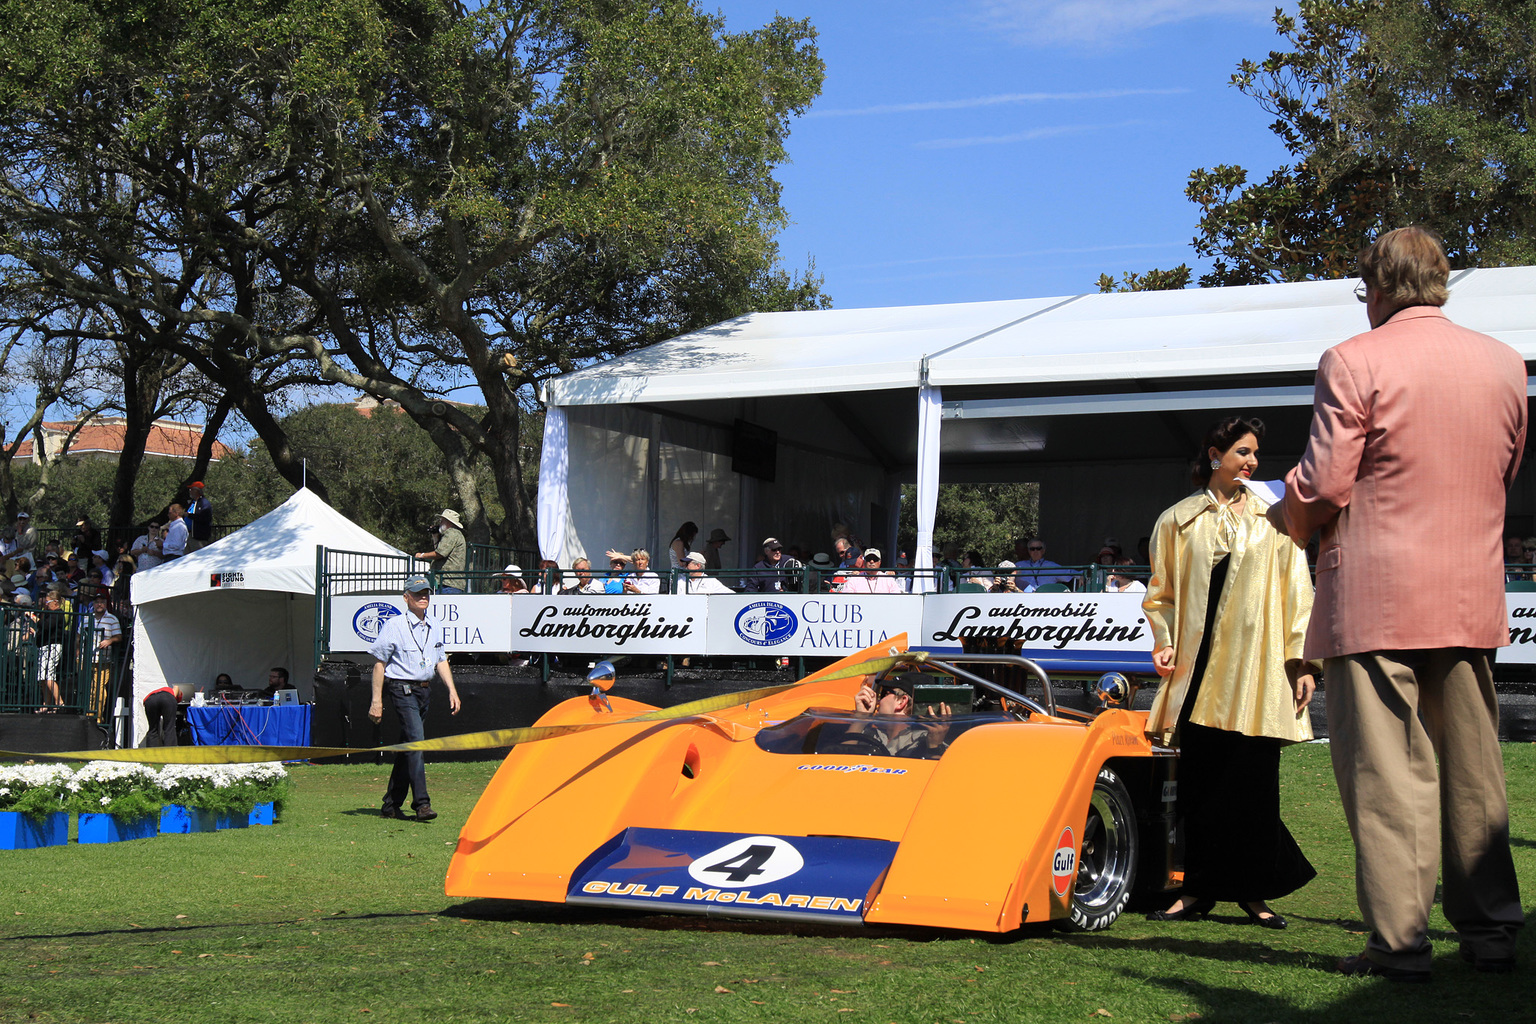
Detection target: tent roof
<box><xmin>545</xmin><ymin>266</ymin><xmax>1536</xmax><ymax>407</ymax></box>
<box><xmin>130</xmin><ymin>487</ymin><xmax>404</xmax><ymax>605</ymax></box>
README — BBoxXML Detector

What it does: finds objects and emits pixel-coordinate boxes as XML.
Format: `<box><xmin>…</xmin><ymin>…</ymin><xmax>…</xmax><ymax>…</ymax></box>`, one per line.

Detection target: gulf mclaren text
<box><xmin>580</xmin><ymin>880</ymin><xmax>862</xmax><ymax>911</ymax></box>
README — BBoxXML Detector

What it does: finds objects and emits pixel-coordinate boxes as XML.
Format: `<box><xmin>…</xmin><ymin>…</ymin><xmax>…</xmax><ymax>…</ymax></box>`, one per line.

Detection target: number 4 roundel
<box><xmin>686</xmin><ymin>836</ymin><xmax>806</xmax><ymax>888</ymax></box>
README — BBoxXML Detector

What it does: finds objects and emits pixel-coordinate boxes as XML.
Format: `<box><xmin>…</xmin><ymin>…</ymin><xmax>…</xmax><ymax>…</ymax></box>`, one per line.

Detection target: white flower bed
<box><xmin>156</xmin><ymin>762</ymin><xmax>288</xmax><ymax>793</ymax></box>
<box><xmin>0</xmin><ymin>763</ymin><xmax>75</xmax><ymax>792</ymax></box>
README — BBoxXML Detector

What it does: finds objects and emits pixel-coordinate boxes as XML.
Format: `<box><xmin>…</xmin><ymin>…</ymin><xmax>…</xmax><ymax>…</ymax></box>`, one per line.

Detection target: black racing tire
<box><xmin>1058</xmin><ymin>766</ymin><xmax>1139</xmax><ymax>932</ymax></box>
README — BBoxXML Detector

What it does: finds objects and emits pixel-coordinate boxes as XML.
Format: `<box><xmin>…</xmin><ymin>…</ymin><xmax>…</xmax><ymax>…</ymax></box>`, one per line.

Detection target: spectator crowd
<box><xmin>0</xmin><ymin>480</ymin><xmax>214</xmax><ymax>715</ymax></box>
<box><xmin>503</xmin><ymin>520</ymin><xmax>1158</xmax><ymax>598</ymax></box>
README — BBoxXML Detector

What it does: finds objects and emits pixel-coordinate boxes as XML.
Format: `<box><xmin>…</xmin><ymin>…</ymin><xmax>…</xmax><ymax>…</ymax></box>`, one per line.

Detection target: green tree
<box><xmin>898</xmin><ymin>483</ymin><xmax>1040</xmax><ymax>565</ymax></box>
<box><xmin>249</xmin><ymin>401</ymin><xmax>513</xmax><ymax>553</ymax></box>
<box><xmin>0</xmin><ymin>0</ymin><xmax>827</xmax><ymax>548</ymax></box>
<box><xmin>1096</xmin><ymin>266</ymin><xmax>1192</xmax><ymax>293</ymax></box>
<box><xmin>1111</xmin><ymin>0</ymin><xmax>1536</xmax><ymax>287</ymax></box>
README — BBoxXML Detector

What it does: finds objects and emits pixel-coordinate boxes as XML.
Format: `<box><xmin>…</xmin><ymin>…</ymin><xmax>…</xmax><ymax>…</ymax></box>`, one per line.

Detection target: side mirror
<box><xmin>587</xmin><ymin>661</ymin><xmax>616</xmax><ymax>693</ymax></box>
<box><xmin>1093</xmin><ymin>672</ymin><xmax>1131</xmax><ymax>709</ymax></box>
<box><xmin>587</xmin><ymin>660</ymin><xmax>617</xmax><ymax>713</ymax></box>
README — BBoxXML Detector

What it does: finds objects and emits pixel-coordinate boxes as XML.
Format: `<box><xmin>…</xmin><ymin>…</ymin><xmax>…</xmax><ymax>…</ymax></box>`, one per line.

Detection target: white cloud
<box><xmin>914</xmin><ymin>119</ymin><xmax>1156</xmax><ymax>149</ymax></box>
<box><xmin>809</xmin><ymin>87</ymin><xmax>1187</xmax><ymax>118</ymax></box>
<box><xmin>976</xmin><ymin>0</ymin><xmax>1270</xmax><ymax>48</ymax></box>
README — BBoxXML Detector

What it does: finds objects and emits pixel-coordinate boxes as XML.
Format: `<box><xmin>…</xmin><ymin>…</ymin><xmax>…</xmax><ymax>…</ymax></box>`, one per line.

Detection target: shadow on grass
<box><xmin>445</xmin><ymin>898</ymin><xmax>982</xmax><ymax>942</ymax></box>
<box><xmin>1123</xmin><ymin>956</ymin><xmax>1536</xmax><ymax>1022</ymax></box>
<box><xmin>336</xmin><ymin>806</ymin><xmax>443</xmax><ymax>821</ymax></box>
<box><xmin>0</xmin><ymin>910</ymin><xmax>439</xmax><ymax>943</ymax></box>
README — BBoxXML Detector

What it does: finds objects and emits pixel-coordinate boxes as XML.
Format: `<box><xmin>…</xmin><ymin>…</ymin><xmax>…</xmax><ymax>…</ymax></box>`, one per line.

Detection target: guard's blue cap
<box><xmin>404</xmin><ymin>573</ymin><xmax>433</xmax><ymax>594</ymax></box>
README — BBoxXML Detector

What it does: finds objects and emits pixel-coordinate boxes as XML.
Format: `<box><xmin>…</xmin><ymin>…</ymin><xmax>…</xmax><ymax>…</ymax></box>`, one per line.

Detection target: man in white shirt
<box><xmin>161</xmin><ymin>504</ymin><xmax>189</xmax><ymax>560</ymax></box>
<box><xmin>682</xmin><ymin>552</ymin><xmax>736</xmax><ymax>594</ymax></box>
<box><xmin>131</xmin><ymin>523</ymin><xmax>164</xmax><ymax>571</ymax></box>
<box><xmin>88</xmin><ymin>590</ymin><xmax>123</xmax><ymax>720</ymax></box>
<box><xmin>367</xmin><ymin>574</ymin><xmax>462</xmax><ymax>821</ymax></box>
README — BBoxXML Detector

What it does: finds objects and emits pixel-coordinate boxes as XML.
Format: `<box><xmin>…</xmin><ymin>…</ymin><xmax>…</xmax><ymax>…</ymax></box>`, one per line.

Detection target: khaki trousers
<box><xmin>1326</xmin><ymin>649</ymin><xmax>1523</xmax><ymax>971</ymax></box>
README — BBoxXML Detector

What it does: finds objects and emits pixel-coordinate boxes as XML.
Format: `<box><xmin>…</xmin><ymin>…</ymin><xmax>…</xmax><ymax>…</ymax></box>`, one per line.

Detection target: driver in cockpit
<box><xmin>836</xmin><ymin>673</ymin><xmax>951</xmax><ymax>758</ymax></box>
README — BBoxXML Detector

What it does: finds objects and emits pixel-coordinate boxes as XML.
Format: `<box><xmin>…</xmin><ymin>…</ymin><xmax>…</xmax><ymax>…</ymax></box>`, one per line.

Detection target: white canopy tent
<box><xmin>536</xmin><ymin>267</ymin><xmax>1536</xmax><ymax>579</ymax></box>
<box><xmin>129</xmin><ymin>487</ymin><xmax>404</xmax><ymax>743</ymax></box>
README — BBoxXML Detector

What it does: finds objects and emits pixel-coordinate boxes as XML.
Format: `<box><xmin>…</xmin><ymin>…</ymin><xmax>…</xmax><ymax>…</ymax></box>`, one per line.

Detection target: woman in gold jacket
<box><xmin>1143</xmin><ymin>415</ymin><xmax>1318</xmax><ymax>929</ymax></box>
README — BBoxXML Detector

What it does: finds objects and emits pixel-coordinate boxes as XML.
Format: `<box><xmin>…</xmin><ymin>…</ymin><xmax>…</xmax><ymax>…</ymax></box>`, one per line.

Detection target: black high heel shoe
<box><xmin>1242</xmin><ymin>902</ymin><xmax>1287</xmax><ymax>930</ymax></box>
<box><xmin>1146</xmin><ymin>897</ymin><xmax>1215</xmax><ymax>922</ymax></box>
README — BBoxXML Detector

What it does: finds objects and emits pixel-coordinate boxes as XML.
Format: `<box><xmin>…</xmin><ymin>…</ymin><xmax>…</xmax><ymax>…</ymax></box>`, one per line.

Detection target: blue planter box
<box><xmin>216</xmin><ymin>812</ymin><xmax>249</xmax><ymax>830</ymax></box>
<box><xmin>160</xmin><ymin>805</ymin><xmax>218</xmax><ymax>834</ymax></box>
<box><xmin>0</xmin><ymin>811</ymin><xmax>68</xmax><ymax>850</ymax></box>
<box><xmin>248</xmin><ymin>802</ymin><xmax>275</xmax><ymax>826</ymax></box>
<box><xmin>79</xmin><ymin>813</ymin><xmax>159</xmax><ymax>844</ymax></box>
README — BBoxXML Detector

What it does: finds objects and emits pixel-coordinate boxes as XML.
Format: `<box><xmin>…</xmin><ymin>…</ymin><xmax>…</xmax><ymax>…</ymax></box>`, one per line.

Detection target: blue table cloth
<box><xmin>187</xmin><ymin>704</ymin><xmax>312</xmax><ymax>747</ymax></box>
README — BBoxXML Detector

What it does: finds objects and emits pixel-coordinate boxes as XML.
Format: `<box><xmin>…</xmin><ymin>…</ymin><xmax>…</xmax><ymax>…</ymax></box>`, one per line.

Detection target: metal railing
<box><xmin>0</xmin><ymin>604</ymin><xmax>129</xmax><ymax>718</ymax></box>
<box><xmin>23</xmin><ymin>523</ymin><xmax>245</xmax><ymax>560</ymax></box>
<box><xmin>467</xmin><ymin>542</ymin><xmax>541</xmax><ymax>592</ymax></box>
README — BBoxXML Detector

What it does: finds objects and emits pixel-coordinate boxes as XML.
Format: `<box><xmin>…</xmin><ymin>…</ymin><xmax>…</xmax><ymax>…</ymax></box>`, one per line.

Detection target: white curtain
<box><xmin>913</xmin><ymin>384</ymin><xmax>942</xmax><ymax>593</ymax></box>
<box><xmin>537</xmin><ymin>404</ymin><xmax>570</xmax><ymax>563</ymax></box>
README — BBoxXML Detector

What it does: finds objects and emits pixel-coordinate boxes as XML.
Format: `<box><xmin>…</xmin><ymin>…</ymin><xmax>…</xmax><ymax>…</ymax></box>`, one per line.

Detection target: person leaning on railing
<box><xmin>86</xmin><ymin>590</ymin><xmax>122</xmax><ymax>720</ymax></box>
<box><xmin>681</xmin><ymin>551</ymin><xmax>735</xmax><ymax>594</ymax></box>
<box><xmin>742</xmin><ymin>538</ymin><xmax>801</xmax><ymax>593</ymax></box>
<box><xmin>838</xmin><ymin>548</ymin><xmax>902</xmax><ymax>593</ymax></box>
<box><xmin>604</xmin><ymin>549</ymin><xmax>661</xmax><ymax>594</ymax></box>
<box><xmin>990</xmin><ymin>561</ymin><xmax>1021</xmax><ymax>593</ymax></box>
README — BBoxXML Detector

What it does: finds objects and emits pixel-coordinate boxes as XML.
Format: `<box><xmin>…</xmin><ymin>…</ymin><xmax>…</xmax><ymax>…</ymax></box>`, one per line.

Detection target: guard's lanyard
<box><xmin>409</xmin><ymin>616</ymin><xmax>431</xmax><ymax>672</ymax></box>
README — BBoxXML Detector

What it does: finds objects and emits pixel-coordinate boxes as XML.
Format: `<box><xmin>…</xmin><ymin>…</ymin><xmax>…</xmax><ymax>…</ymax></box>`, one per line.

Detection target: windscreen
<box><xmin>753</xmin><ymin>708</ymin><xmax>1012</xmax><ymax>761</ymax></box>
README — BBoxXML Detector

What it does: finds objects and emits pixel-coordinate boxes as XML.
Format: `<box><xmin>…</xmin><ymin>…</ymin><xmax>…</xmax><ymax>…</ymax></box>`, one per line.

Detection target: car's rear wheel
<box><xmin>1059</xmin><ymin>766</ymin><xmax>1138</xmax><ymax>931</ymax></box>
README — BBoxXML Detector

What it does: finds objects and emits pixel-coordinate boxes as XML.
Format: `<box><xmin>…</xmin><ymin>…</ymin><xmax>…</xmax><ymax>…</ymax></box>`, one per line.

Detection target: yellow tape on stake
<box><xmin>0</xmin><ymin>680</ymin><xmax>805</xmax><ymax>765</ymax></box>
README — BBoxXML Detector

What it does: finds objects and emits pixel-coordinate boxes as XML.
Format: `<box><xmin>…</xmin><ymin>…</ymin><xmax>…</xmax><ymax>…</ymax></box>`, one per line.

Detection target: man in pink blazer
<box><xmin>1272</xmin><ymin>227</ymin><xmax>1526</xmax><ymax>980</ymax></box>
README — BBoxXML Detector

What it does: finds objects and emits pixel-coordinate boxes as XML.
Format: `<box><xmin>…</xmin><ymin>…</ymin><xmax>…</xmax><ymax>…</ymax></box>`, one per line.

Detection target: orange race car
<box><xmin>446</xmin><ymin>636</ymin><xmax>1179</xmax><ymax>933</ymax></box>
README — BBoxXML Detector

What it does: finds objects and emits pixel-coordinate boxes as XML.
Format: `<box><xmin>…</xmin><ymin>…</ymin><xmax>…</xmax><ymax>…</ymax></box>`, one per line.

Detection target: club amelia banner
<box><xmin>1503</xmin><ymin>594</ymin><xmax>1536</xmax><ymax>664</ymax></box>
<box><xmin>920</xmin><ymin>592</ymin><xmax>1154</xmax><ymax>654</ymax></box>
<box><xmin>704</xmin><ymin>595</ymin><xmax>924</xmax><ymax>657</ymax></box>
<box><xmin>328</xmin><ymin>595</ymin><xmax>514</xmax><ymax>653</ymax></box>
<box><xmin>509</xmin><ymin>595</ymin><xmax>709</xmax><ymax>655</ymax></box>
<box><xmin>325</xmin><ymin>591</ymin><xmax>1536</xmax><ymax>664</ymax></box>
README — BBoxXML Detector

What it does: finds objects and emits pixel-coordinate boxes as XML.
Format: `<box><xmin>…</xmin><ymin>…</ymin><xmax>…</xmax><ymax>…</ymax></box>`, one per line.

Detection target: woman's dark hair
<box><xmin>215</xmin><ymin>673</ymin><xmax>233</xmax><ymax>688</ymax></box>
<box><xmin>1192</xmin><ymin>416</ymin><xmax>1266</xmax><ymax>488</ymax></box>
<box><xmin>965</xmin><ymin>549</ymin><xmax>983</xmax><ymax>566</ymax></box>
<box><xmin>671</xmin><ymin>521</ymin><xmax>698</xmax><ymax>545</ymax></box>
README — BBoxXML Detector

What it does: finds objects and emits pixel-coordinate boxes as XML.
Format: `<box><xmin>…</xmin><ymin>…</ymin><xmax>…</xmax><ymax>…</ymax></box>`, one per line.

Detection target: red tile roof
<box><xmin>12</xmin><ymin>418</ymin><xmax>232</xmax><ymax>462</ymax></box>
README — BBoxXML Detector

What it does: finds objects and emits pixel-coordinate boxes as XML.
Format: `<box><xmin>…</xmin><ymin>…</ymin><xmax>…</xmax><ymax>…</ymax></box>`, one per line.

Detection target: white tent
<box><xmin>129</xmin><ymin>487</ymin><xmax>404</xmax><ymax>743</ymax></box>
<box><xmin>536</xmin><ymin>267</ymin><xmax>1536</xmax><ymax>575</ymax></box>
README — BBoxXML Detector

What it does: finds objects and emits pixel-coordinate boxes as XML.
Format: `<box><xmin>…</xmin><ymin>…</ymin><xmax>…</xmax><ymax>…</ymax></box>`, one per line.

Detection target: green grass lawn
<box><xmin>2</xmin><ymin>744</ymin><xmax>1532</xmax><ymax>1023</ymax></box>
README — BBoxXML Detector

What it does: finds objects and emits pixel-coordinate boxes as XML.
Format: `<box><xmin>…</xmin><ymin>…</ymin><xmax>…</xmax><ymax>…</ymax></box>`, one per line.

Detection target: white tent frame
<box><xmin>535</xmin><ymin>268</ymin><xmax>1536</xmax><ymax>572</ymax></box>
<box><xmin>128</xmin><ymin>488</ymin><xmax>404</xmax><ymax>745</ymax></box>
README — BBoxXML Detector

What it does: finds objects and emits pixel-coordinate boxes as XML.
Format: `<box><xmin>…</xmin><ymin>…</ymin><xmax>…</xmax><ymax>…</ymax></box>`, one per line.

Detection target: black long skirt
<box><xmin>1176</xmin><ymin>556</ymin><xmax>1316</xmax><ymax>902</ymax></box>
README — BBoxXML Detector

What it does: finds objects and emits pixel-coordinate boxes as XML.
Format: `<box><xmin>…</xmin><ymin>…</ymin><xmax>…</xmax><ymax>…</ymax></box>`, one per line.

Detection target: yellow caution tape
<box><xmin>813</xmin><ymin>649</ymin><xmax>929</xmax><ymax>682</ymax></box>
<box><xmin>0</xmin><ymin>650</ymin><xmax>922</xmax><ymax>766</ymax></box>
<box><xmin>0</xmin><ymin>681</ymin><xmax>803</xmax><ymax>765</ymax></box>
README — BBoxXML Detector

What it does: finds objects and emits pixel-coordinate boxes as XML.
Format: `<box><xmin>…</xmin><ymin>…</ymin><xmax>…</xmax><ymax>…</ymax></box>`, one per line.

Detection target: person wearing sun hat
<box><xmin>415</xmin><ymin>509</ymin><xmax>467</xmax><ymax>594</ymax></box>
<box><xmin>367</xmin><ymin>573</ymin><xmax>462</xmax><ymax>821</ymax></box>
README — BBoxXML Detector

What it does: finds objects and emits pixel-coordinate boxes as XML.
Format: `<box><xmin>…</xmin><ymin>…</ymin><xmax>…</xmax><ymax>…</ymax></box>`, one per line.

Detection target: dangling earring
<box><xmin>1210</xmin><ymin>459</ymin><xmax>1220</xmax><ymax>471</ymax></box>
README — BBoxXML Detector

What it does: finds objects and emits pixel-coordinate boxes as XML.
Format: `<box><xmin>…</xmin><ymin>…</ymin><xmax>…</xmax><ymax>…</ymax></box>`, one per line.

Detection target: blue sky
<box><xmin>715</xmin><ymin>0</ymin><xmax>1296</xmax><ymax>309</ymax></box>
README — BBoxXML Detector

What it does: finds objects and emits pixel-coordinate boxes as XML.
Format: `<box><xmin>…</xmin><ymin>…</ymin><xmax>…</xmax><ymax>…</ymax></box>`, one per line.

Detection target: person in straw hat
<box><xmin>415</xmin><ymin>509</ymin><xmax>467</xmax><ymax>593</ymax></box>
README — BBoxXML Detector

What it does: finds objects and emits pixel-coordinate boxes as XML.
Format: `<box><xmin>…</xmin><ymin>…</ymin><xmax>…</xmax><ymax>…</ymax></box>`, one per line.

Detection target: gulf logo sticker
<box><xmin>1051</xmin><ymin>826</ymin><xmax>1076</xmax><ymax>898</ymax></box>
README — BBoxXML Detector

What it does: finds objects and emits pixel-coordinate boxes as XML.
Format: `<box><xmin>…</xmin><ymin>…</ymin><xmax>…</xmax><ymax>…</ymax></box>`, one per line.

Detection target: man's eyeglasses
<box><xmin>1353</xmin><ymin>280</ymin><xmax>1369</xmax><ymax>303</ymax></box>
<box><xmin>1027</xmin><ymin>546</ymin><xmax>1044</xmax><ymax>552</ymax></box>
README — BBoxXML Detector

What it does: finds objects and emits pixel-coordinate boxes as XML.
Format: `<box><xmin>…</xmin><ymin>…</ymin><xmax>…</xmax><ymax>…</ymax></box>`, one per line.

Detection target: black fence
<box><xmin>0</xmin><ymin>602</ymin><xmax>130</xmax><ymax>719</ymax></box>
